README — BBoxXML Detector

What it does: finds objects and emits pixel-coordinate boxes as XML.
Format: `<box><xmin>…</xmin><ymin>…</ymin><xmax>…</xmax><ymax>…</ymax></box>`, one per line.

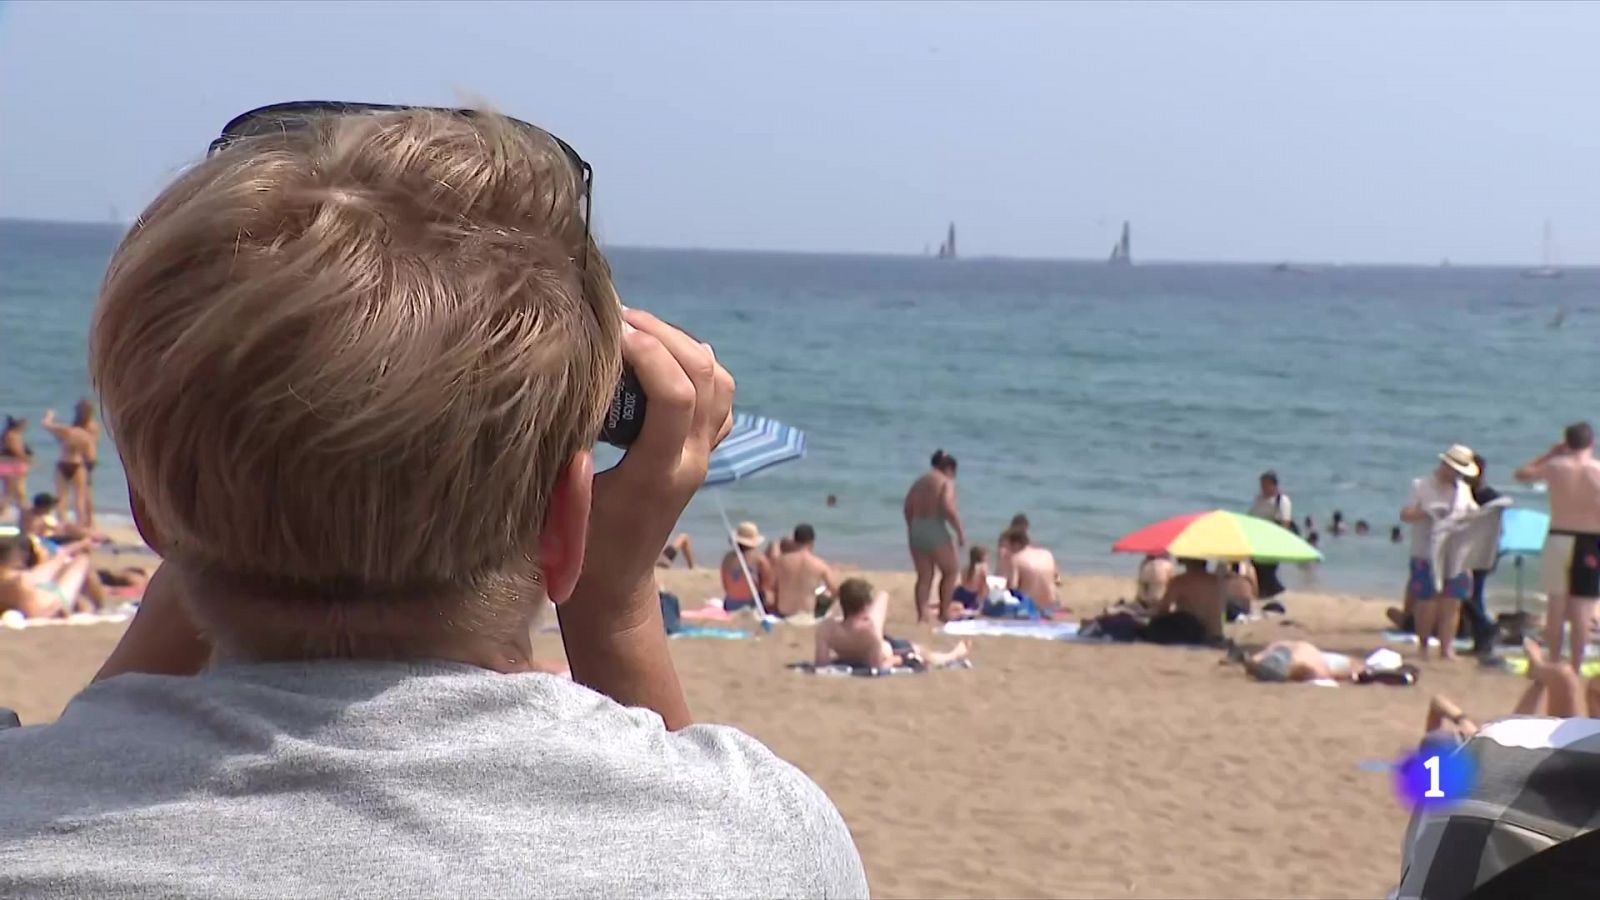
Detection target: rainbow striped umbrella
<box><xmin>1112</xmin><ymin>509</ymin><xmax>1321</xmax><ymax>563</ymax></box>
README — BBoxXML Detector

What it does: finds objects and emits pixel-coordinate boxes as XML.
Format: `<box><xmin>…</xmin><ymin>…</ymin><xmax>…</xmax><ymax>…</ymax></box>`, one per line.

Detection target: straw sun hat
<box><xmin>733</xmin><ymin>521</ymin><xmax>765</xmax><ymax>549</ymax></box>
<box><xmin>1439</xmin><ymin>444</ymin><xmax>1481</xmax><ymax>479</ymax></box>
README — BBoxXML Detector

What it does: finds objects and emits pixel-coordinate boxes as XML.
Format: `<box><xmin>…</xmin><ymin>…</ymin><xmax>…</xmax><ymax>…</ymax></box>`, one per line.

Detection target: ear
<box><xmin>538</xmin><ymin>451</ymin><xmax>593</xmax><ymax>605</ymax></box>
<box><xmin>127</xmin><ymin>487</ymin><xmax>169</xmax><ymax>557</ymax></box>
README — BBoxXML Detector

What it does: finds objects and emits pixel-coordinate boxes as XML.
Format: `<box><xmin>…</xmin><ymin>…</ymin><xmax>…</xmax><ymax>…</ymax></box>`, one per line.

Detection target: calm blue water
<box><xmin>2</xmin><ymin>218</ymin><xmax>1592</xmax><ymax>597</ymax></box>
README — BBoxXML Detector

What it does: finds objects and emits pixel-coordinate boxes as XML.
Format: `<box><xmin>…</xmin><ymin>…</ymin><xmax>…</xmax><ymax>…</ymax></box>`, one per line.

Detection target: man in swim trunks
<box><xmin>1001</xmin><ymin>528</ymin><xmax>1060</xmax><ymax>611</ymax></box>
<box><xmin>903</xmin><ymin>450</ymin><xmax>965</xmax><ymax>623</ymax></box>
<box><xmin>813</xmin><ymin>578</ymin><xmax>968</xmax><ymax>671</ymax></box>
<box><xmin>1401</xmin><ymin>444</ymin><xmax>1478</xmax><ymax>660</ymax></box>
<box><xmin>1153</xmin><ymin>557</ymin><xmax>1225</xmax><ymax>641</ymax></box>
<box><xmin>1515</xmin><ymin>422</ymin><xmax>1600</xmax><ymax>665</ymax></box>
<box><xmin>768</xmin><ymin>523</ymin><xmax>839</xmax><ymax>619</ymax></box>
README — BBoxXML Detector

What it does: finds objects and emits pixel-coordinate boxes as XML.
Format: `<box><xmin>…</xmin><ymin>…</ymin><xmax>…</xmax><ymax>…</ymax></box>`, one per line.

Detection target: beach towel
<box><xmin>1383</xmin><ymin>630</ymin><xmax>1476</xmax><ymax>653</ymax></box>
<box><xmin>787</xmin><ymin>659</ymin><xmax>973</xmax><ymax>678</ymax></box>
<box><xmin>0</xmin><ymin>609</ymin><xmax>135</xmax><ymax>630</ymax></box>
<box><xmin>941</xmin><ymin>619</ymin><xmax>1081</xmax><ymax>641</ymax></box>
<box><xmin>659</xmin><ymin>591</ymin><xmax>748</xmax><ymax>639</ymax></box>
<box><xmin>670</xmin><ymin>626</ymin><xmax>750</xmax><ymax>640</ymax></box>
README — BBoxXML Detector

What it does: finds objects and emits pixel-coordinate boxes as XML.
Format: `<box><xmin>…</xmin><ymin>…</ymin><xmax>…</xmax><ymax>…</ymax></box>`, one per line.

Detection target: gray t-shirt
<box><xmin>0</xmin><ymin>660</ymin><xmax>867</xmax><ymax>898</ymax></box>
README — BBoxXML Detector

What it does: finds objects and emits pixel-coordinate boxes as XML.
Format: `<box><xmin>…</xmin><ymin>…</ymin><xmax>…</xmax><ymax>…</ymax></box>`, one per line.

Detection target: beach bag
<box><xmin>659</xmin><ymin>591</ymin><xmax>683</xmax><ymax>635</ymax></box>
<box><xmin>1140</xmin><ymin>611</ymin><xmax>1208</xmax><ymax>646</ymax></box>
<box><xmin>1084</xmin><ymin>611</ymin><xmax>1142</xmax><ymax>642</ymax></box>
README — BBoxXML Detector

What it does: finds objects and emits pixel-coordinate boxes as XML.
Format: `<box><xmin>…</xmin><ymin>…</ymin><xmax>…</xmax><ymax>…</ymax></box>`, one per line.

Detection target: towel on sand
<box><xmin>941</xmin><ymin>619</ymin><xmax>1081</xmax><ymax>640</ymax></box>
<box><xmin>788</xmin><ymin>660</ymin><xmax>973</xmax><ymax>678</ymax></box>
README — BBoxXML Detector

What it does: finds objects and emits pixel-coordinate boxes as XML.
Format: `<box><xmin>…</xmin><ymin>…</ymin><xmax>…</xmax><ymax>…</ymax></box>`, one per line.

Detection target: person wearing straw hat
<box><xmin>720</xmin><ymin>521</ymin><xmax>774</xmax><ymax>613</ymax></box>
<box><xmin>1400</xmin><ymin>444</ymin><xmax>1480</xmax><ymax>660</ymax></box>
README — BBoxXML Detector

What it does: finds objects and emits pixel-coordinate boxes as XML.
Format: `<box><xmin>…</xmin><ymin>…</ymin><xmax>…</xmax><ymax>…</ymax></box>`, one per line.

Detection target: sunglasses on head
<box><xmin>207</xmin><ymin>100</ymin><xmax>593</xmax><ymax>272</ymax></box>
<box><xmin>207</xmin><ymin>101</ymin><xmax>645</xmax><ymax>447</ymax></box>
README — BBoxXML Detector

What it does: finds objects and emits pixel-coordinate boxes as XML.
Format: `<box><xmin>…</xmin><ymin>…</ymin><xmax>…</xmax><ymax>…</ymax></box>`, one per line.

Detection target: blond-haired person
<box><xmin>0</xmin><ymin>103</ymin><xmax>866</xmax><ymax>898</ymax></box>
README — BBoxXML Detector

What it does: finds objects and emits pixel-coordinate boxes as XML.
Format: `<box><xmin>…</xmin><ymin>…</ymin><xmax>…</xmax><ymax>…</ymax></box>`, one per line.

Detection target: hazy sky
<box><xmin>3</xmin><ymin>0</ymin><xmax>1598</xmax><ymax>264</ymax></box>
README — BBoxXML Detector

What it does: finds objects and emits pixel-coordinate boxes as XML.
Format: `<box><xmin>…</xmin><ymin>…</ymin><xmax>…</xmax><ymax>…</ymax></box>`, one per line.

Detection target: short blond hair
<box><xmin>92</xmin><ymin>109</ymin><xmax>621</xmax><ymax>606</ymax></box>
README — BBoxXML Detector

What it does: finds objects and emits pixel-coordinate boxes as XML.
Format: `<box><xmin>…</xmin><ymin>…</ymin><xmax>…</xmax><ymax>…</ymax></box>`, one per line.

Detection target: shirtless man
<box><xmin>813</xmin><ymin>578</ymin><xmax>968</xmax><ymax>671</ymax></box>
<box><xmin>41</xmin><ymin>401</ymin><xmax>99</xmax><ymax>527</ymax></box>
<box><xmin>1001</xmin><ymin>528</ymin><xmax>1060</xmax><ymax>610</ymax></box>
<box><xmin>0</xmin><ymin>538</ymin><xmax>94</xmax><ymax>619</ymax></box>
<box><xmin>1515</xmin><ymin>422</ymin><xmax>1600</xmax><ymax>665</ymax></box>
<box><xmin>903</xmin><ymin>450</ymin><xmax>966</xmax><ymax>623</ymax></box>
<box><xmin>1154</xmin><ymin>557</ymin><xmax>1224</xmax><ymax>640</ymax></box>
<box><xmin>1135</xmin><ymin>553</ymin><xmax>1173</xmax><ymax>607</ymax></box>
<box><xmin>768</xmin><ymin>524</ymin><xmax>840</xmax><ymax>618</ymax></box>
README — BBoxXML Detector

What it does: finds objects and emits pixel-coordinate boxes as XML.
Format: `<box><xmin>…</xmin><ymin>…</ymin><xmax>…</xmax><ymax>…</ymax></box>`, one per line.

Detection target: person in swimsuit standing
<box><xmin>0</xmin><ymin>416</ymin><xmax>31</xmax><ymax>523</ymax></box>
<box><xmin>903</xmin><ymin>450</ymin><xmax>966</xmax><ymax>623</ymax></box>
<box><xmin>41</xmin><ymin>400</ymin><xmax>99</xmax><ymax>527</ymax></box>
<box><xmin>1515</xmin><ymin>422</ymin><xmax>1600</xmax><ymax>665</ymax></box>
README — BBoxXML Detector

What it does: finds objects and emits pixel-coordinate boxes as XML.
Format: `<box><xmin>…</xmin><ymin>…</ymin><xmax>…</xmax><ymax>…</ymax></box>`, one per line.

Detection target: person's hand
<box><xmin>41</xmin><ymin>409</ymin><xmax>55</xmax><ymax>426</ymax></box>
<box><xmin>565</xmin><ymin>309</ymin><xmax>735</xmax><ymax>633</ymax></box>
<box><xmin>1548</xmin><ymin>441</ymin><xmax>1571</xmax><ymax>459</ymax></box>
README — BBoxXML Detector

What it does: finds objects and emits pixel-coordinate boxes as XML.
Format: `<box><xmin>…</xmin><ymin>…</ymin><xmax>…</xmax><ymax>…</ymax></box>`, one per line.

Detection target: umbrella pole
<box><xmin>1515</xmin><ymin>556</ymin><xmax>1524</xmax><ymax>614</ymax></box>
<box><xmin>713</xmin><ymin>490</ymin><xmax>768</xmax><ymax>618</ymax></box>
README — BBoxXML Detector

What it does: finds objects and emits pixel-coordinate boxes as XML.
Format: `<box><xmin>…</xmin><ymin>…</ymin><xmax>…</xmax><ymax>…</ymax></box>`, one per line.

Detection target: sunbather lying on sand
<box><xmin>1234</xmin><ymin>639</ymin><xmax>1419</xmax><ymax>685</ymax></box>
<box><xmin>815</xmin><ymin>578</ymin><xmax>968</xmax><ymax>671</ymax></box>
<box><xmin>1424</xmin><ymin>638</ymin><xmax>1600</xmax><ymax>747</ymax></box>
<box><xmin>0</xmin><ymin>536</ymin><xmax>94</xmax><ymax>619</ymax></box>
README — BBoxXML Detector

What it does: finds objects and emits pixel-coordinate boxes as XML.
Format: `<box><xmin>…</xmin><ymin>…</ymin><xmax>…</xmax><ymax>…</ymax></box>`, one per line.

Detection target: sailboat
<box><xmin>1107</xmin><ymin>221</ymin><xmax>1131</xmax><ymax>266</ymax></box>
<box><xmin>936</xmin><ymin>222</ymin><xmax>957</xmax><ymax>260</ymax></box>
<box><xmin>1521</xmin><ymin>219</ymin><xmax>1562</xmax><ymax>279</ymax></box>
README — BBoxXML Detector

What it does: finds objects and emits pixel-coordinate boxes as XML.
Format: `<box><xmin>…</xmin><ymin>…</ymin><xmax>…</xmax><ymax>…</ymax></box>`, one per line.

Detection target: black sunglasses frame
<box><xmin>207</xmin><ymin>101</ymin><xmax>593</xmax><ymax>272</ymax></box>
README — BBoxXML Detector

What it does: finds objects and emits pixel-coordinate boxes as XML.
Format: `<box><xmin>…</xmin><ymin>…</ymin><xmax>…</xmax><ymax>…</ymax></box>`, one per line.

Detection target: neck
<box><xmin>182</xmin><ymin>565</ymin><xmax>544</xmax><ymax>674</ymax></box>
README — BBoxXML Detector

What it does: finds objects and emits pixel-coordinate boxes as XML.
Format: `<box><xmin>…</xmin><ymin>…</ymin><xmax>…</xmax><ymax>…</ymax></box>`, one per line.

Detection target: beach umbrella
<box><xmin>1499</xmin><ymin>508</ymin><xmax>1549</xmax><ymax>557</ymax></box>
<box><xmin>1498</xmin><ymin>508</ymin><xmax>1550</xmax><ymax>610</ymax></box>
<box><xmin>703</xmin><ymin>412</ymin><xmax>806</xmax><ymax>617</ymax></box>
<box><xmin>1112</xmin><ymin>509</ymin><xmax>1322</xmax><ymax>563</ymax></box>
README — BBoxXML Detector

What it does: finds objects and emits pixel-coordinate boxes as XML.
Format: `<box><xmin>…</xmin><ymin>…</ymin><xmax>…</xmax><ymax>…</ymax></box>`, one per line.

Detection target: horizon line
<box><xmin>0</xmin><ymin>214</ymin><xmax>1581</xmax><ymax>272</ymax></box>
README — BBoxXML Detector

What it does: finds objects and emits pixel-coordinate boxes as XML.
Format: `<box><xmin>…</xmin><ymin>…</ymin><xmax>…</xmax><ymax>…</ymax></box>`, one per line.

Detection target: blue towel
<box><xmin>670</xmin><ymin>627</ymin><xmax>749</xmax><ymax>640</ymax></box>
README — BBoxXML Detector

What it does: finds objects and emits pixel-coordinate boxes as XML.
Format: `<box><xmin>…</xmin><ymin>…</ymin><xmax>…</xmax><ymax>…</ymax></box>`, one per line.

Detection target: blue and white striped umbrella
<box><xmin>704</xmin><ymin>412</ymin><xmax>805</xmax><ymax>487</ymax></box>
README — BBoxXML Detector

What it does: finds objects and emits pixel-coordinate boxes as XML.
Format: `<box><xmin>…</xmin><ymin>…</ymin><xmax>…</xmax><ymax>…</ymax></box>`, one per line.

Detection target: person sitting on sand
<box><xmin>41</xmin><ymin>401</ymin><xmax>99</xmax><ymax>528</ymax></box>
<box><xmin>720</xmin><ymin>521</ymin><xmax>775</xmax><ymax>613</ymax></box>
<box><xmin>1001</xmin><ymin>528</ymin><xmax>1060</xmax><ymax>612</ymax></box>
<box><xmin>1221</xmin><ymin>561</ymin><xmax>1257</xmax><ymax>621</ymax></box>
<box><xmin>656</xmin><ymin>533</ymin><xmax>696</xmax><ymax>569</ymax></box>
<box><xmin>0</xmin><ymin>536</ymin><xmax>95</xmax><ymax>619</ymax></box>
<box><xmin>1150</xmin><ymin>557</ymin><xmax>1224</xmax><ymax>642</ymax></box>
<box><xmin>814</xmin><ymin>578</ymin><xmax>969</xmax><ymax>671</ymax></box>
<box><xmin>995</xmin><ymin>513</ymin><xmax>1029</xmax><ymax>582</ymax></box>
<box><xmin>768</xmin><ymin>523</ymin><xmax>839</xmax><ymax>619</ymax></box>
<box><xmin>1135</xmin><ymin>552</ymin><xmax>1173</xmax><ymax>608</ymax></box>
<box><xmin>0</xmin><ymin>107</ymin><xmax>864</xmax><ymax>897</ymax></box>
<box><xmin>949</xmin><ymin>546</ymin><xmax>990</xmax><ymax>619</ymax></box>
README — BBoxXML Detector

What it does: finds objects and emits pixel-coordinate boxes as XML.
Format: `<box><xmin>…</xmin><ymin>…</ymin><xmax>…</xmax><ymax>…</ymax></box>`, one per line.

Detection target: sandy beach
<box><xmin>0</xmin><ymin>549</ymin><xmax>1544</xmax><ymax>899</ymax></box>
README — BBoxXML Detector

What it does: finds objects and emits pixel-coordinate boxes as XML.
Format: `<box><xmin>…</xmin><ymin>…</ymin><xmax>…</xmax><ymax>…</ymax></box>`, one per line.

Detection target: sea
<box><xmin>2</xmin><ymin>217</ymin><xmax>1594</xmax><ymax>600</ymax></box>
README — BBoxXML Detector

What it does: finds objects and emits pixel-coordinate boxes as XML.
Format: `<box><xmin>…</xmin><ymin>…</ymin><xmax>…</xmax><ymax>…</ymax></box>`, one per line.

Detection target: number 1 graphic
<box><xmin>1423</xmin><ymin>755</ymin><xmax>1445</xmax><ymax>798</ymax></box>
